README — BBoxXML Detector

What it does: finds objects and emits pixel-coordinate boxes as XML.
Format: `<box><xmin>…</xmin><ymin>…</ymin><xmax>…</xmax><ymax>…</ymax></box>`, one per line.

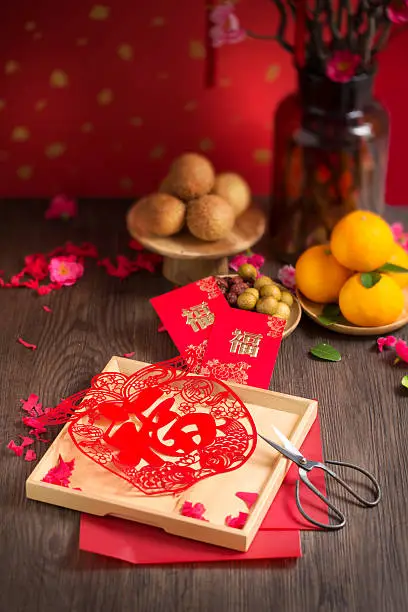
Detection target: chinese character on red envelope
<box><xmin>200</xmin><ymin>309</ymin><xmax>285</xmax><ymax>388</ymax></box>
<box><xmin>150</xmin><ymin>277</ymin><xmax>229</xmax><ymax>359</ymax></box>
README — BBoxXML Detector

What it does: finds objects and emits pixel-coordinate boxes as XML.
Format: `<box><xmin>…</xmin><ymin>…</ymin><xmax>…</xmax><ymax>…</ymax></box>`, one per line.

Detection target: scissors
<box><xmin>258</xmin><ymin>426</ymin><xmax>381</xmax><ymax>530</ymax></box>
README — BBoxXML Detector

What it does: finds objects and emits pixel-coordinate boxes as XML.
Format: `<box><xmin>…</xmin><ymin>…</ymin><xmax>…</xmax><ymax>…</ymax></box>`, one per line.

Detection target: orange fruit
<box><xmin>330</xmin><ymin>210</ymin><xmax>394</xmax><ymax>272</ymax></box>
<box><xmin>339</xmin><ymin>273</ymin><xmax>404</xmax><ymax>327</ymax></box>
<box><xmin>295</xmin><ymin>245</ymin><xmax>352</xmax><ymax>303</ymax></box>
<box><xmin>386</xmin><ymin>243</ymin><xmax>408</xmax><ymax>288</ymax></box>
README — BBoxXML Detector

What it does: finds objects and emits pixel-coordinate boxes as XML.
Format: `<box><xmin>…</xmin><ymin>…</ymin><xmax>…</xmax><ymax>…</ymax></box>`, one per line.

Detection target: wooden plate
<box><xmin>221</xmin><ymin>276</ymin><xmax>302</xmax><ymax>339</ymax></box>
<box><xmin>297</xmin><ymin>287</ymin><xmax>408</xmax><ymax>336</ymax></box>
<box><xmin>126</xmin><ymin>205</ymin><xmax>266</xmax><ymax>260</ymax></box>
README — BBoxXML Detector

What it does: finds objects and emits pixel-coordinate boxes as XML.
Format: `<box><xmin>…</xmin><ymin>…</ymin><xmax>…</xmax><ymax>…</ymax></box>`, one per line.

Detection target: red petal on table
<box><xmin>23</xmin><ymin>416</ymin><xmax>47</xmax><ymax>434</ymax></box>
<box><xmin>123</xmin><ymin>351</ymin><xmax>135</xmax><ymax>358</ymax></box>
<box><xmin>7</xmin><ymin>440</ymin><xmax>24</xmax><ymax>456</ymax></box>
<box><xmin>19</xmin><ymin>435</ymin><xmax>34</xmax><ymax>447</ymax></box>
<box><xmin>42</xmin><ymin>305</ymin><xmax>52</xmax><ymax>313</ymax></box>
<box><xmin>235</xmin><ymin>492</ymin><xmax>259</xmax><ymax>510</ymax></box>
<box><xmin>17</xmin><ymin>337</ymin><xmax>37</xmax><ymax>350</ymax></box>
<box><xmin>98</xmin><ymin>256</ymin><xmax>132</xmax><ymax>279</ymax></box>
<box><xmin>158</xmin><ymin>324</ymin><xmax>166</xmax><ymax>333</ymax></box>
<box><xmin>20</xmin><ymin>394</ymin><xmax>41</xmax><ymax>415</ymax></box>
<box><xmin>129</xmin><ymin>239</ymin><xmax>144</xmax><ymax>251</ymax></box>
<box><xmin>24</xmin><ymin>449</ymin><xmax>37</xmax><ymax>462</ymax></box>
<box><xmin>37</xmin><ymin>282</ymin><xmax>62</xmax><ymax>295</ymax></box>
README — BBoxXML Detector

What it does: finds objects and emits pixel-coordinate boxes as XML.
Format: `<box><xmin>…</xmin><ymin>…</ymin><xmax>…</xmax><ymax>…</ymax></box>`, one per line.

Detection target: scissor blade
<box><xmin>271</xmin><ymin>425</ymin><xmax>305</xmax><ymax>461</ymax></box>
<box><xmin>258</xmin><ymin>433</ymin><xmax>301</xmax><ymax>464</ymax></box>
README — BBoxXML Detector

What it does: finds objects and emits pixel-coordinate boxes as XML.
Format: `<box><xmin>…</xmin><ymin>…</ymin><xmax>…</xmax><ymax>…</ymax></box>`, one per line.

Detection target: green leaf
<box><xmin>378</xmin><ymin>263</ymin><xmax>408</xmax><ymax>273</ymax></box>
<box><xmin>361</xmin><ymin>272</ymin><xmax>382</xmax><ymax>289</ymax></box>
<box><xmin>401</xmin><ymin>376</ymin><xmax>408</xmax><ymax>389</ymax></box>
<box><xmin>310</xmin><ymin>343</ymin><xmax>342</xmax><ymax>362</ymax></box>
<box><xmin>317</xmin><ymin>303</ymin><xmax>341</xmax><ymax>326</ymax></box>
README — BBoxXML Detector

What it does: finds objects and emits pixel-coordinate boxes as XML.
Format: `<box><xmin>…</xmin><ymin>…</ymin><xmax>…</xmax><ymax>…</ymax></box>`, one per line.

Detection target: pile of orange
<box><xmin>295</xmin><ymin>211</ymin><xmax>408</xmax><ymax>327</ymax></box>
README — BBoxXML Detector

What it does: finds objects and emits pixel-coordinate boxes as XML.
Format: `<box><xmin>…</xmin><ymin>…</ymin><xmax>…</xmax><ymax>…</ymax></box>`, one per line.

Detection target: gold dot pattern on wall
<box><xmin>265</xmin><ymin>64</ymin><xmax>281</xmax><ymax>83</ymax></box>
<box><xmin>5</xmin><ymin>61</ymin><xmax>20</xmax><ymax>75</ymax></box>
<box><xmin>199</xmin><ymin>138</ymin><xmax>214</xmax><ymax>152</ymax></box>
<box><xmin>220</xmin><ymin>76</ymin><xmax>232</xmax><ymax>87</ymax></box>
<box><xmin>76</xmin><ymin>37</ymin><xmax>88</xmax><ymax>46</ymax></box>
<box><xmin>184</xmin><ymin>100</ymin><xmax>197</xmax><ymax>111</ymax></box>
<box><xmin>89</xmin><ymin>5</ymin><xmax>110</xmax><ymax>20</ymax></box>
<box><xmin>33</xmin><ymin>32</ymin><xmax>43</xmax><ymax>41</ymax></box>
<box><xmin>189</xmin><ymin>40</ymin><xmax>206</xmax><ymax>60</ymax></box>
<box><xmin>35</xmin><ymin>99</ymin><xmax>47</xmax><ymax>111</ymax></box>
<box><xmin>119</xmin><ymin>177</ymin><xmax>134</xmax><ymax>191</ymax></box>
<box><xmin>11</xmin><ymin>126</ymin><xmax>30</xmax><ymax>142</ymax></box>
<box><xmin>157</xmin><ymin>71</ymin><xmax>169</xmax><ymax>80</ymax></box>
<box><xmin>50</xmin><ymin>70</ymin><xmax>69</xmax><ymax>88</ymax></box>
<box><xmin>253</xmin><ymin>149</ymin><xmax>272</xmax><ymax>164</ymax></box>
<box><xmin>17</xmin><ymin>165</ymin><xmax>33</xmax><ymax>180</ymax></box>
<box><xmin>150</xmin><ymin>145</ymin><xmax>165</xmax><ymax>160</ymax></box>
<box><xmin>45</xmin><ymin>142</ymin><xmax>67</xmax><ymax>159</ymax></box>
<box><xmin>97</xmin><ymin>89</ymin><xmax>114</xmax><ymax>105</ymax></box>
<box><xmin>24</xmin><ymin>21</ymin><xmax>36</xmax><ymax>32</ymax></box>
<box><xmin>81</xmin><ymin>122</ymin><xmax>94</xmax><ymax>133</ymax></box>
<box><xmin>151</xmin><ymin>16</ymin><xmax>165</xmax><ymax>27</ymax></box>
<box><xmin>130</xmin><ymin>116</ymin><xmax>143</xmax><ymax>127</ymax></box>
<box><xmin>117</xmin><ymin>44</ymin><xmax>133</xmax><ymax>61</ymax></box>
<box><xmin>0</xmin><ymin>99</ymin><xmax>6</xmax><ymax>111</ymax></box>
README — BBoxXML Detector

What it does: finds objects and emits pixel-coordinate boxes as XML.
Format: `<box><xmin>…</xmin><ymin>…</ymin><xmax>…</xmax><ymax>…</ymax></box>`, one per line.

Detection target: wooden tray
<box><xmin>26</xmin><ymin>357</ymin><xmax>317</xmax><ymax>552</ymax></box>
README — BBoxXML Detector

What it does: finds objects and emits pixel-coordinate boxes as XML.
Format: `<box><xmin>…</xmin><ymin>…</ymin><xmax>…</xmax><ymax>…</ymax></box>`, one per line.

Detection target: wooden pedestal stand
<box><xmin>126</xmin><ymin>206</ymin><xmax>267</xmax><ymax>285</ymax></box>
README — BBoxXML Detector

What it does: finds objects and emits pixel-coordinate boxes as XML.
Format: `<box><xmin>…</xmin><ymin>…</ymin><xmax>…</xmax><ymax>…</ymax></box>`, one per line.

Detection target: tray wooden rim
<box><xmin>26</xmin><ymin>357</ymin><xmax>317</xmax><ymax>552</ymax></box>
<box><xmin>297</xmin><ymin>287</ymin><xmax>408</xmax><ymax>336</ymax></box>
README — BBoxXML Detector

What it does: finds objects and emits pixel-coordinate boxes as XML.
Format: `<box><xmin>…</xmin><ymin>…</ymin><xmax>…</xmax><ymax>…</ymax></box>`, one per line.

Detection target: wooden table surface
<box><xmin>1</xmin><ymin>200</ymin><xmax>407</xmax><ymax>612</ymax></box>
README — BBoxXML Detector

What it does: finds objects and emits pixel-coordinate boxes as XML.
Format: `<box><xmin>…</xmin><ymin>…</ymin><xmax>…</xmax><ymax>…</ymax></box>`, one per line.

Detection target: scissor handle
<box><xmin>323</xmin><ymin>460</ymin><xmax>382</xmax><ymax>507</ymax></box>
<box><xmin>296</xmin><ymin>468</ymin><xmax>346</xmax><ymax>530</ymax></box>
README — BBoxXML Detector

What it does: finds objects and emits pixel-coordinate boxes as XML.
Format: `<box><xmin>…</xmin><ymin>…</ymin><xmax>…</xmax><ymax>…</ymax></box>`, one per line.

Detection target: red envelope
<box><xmin>79</xmin><ymin>418</ymin><xmax>327</xmax><ymax>564</ymax></box>
<box><xmin>200</xmin><ymin>308</ymin><xmax>285</xmax><ymax>388</ymax></box>
<box><xmin>150</xmin><ymin>277</ymin><xmax>229</xmax><ymax>355</ymax></box>
<box><xmin>80</xmin><ymin>518</ymin><xmax>301</xmax><ymax>564</ymax></box>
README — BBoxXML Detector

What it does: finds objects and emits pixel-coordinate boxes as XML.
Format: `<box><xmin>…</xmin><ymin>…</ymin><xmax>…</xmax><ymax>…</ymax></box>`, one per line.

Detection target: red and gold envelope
<box><xmin>200</xmin><ymin>308</ymin><xmax>285</xmax><ymax>389</ymax></box>
<box><xmin>150</xmin><ymin>277</ymin><xmax>229</xmax><ymax>357</ymax></box>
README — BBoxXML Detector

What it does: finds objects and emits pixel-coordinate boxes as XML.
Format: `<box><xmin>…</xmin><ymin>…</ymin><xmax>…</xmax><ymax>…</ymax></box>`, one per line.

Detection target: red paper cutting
<box><xmin>42</xmin><ymin>306</ymin><xmax>52</xmax><ymax>313</ymax></box>
<box><xmin>123</xmin><ymin>351</ymin><xmax>135</xmax><ymax>358</ymax></box>
<box><xmin>180</xmin><ymin>501</ymin><xmax>207</xmax><ymax>520</ymax></box>
<box><xmin>34</xmin><ymin>352</ymin><xmax>257</xmax><ymax>496</ymax></box>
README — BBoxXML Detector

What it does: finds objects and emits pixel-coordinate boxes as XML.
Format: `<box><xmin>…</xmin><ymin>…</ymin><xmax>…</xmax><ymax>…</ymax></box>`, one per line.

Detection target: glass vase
<box><xmin>269</xmin><ymin>70</ymin><xmax>390</xmax><ymax>264</ymax></box>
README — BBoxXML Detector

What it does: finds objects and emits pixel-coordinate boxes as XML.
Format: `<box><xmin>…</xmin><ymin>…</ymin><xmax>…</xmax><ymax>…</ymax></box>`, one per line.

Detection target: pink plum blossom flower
<box><xmin>229</xmin><ymin>252</ymin><xmax>265</xmax><ymax>272</ymax></box>
<box><xmin>377</xmin><ymin>336</ymin><xmax>397</xmax><ymax>352</ymax></box>
<box><xmin>326</xmin><ymin>50</ymin><xmax>360</xmax><ymax>83</ymax></box>
<box><xmin>49</xmin><ymin>256</ymin><xmax>84</xmax><ymax>286</ymax></box>
<box><xmin>209</xmin><ymin>2</ymin><xmax>246</xmax><ymax>48</ymax></box>
<box><xmin>387</xmin><ymin>0</ymin><xmax>408</xmax><ymax>23</ymax></box>
<box><xmin>45</xmin><ymin>194</ymin><xmax>78</xmax><ymax>220</ymax></box>
<box><xmin>395</xmin><ymin>339</ymin><xmax>408</xmax><ymax>363</ymax></box>
<box><xmin>278</xmin><ymin>265</ymin><xmax>296</xmax><ymax>291</ymax></box>
<box><xmin>391</xmin><ymin>222</ymin><xmax>408</xmax><ymax>252</ymax></box>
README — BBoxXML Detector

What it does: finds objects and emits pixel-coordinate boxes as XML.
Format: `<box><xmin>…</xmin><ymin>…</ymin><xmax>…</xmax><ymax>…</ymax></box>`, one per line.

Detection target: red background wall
<box><xmin>0</xmin><ymin>1</ymin><xmax>407</xmax><ymax>203</ymax></box>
